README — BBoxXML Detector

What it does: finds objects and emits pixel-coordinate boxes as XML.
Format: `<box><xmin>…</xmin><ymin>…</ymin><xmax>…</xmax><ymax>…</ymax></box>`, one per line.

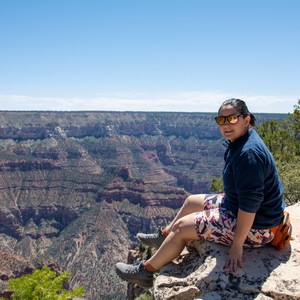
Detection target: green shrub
<box><xmin>7</xmin><ymin>266</ymin><xmax>85</xmax><ymax>300</ymax></box>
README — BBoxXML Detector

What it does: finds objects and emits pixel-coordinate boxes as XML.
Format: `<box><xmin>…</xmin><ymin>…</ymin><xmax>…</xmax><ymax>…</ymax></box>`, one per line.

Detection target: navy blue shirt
<box><xmin>221</xmin><ymin>129</ymin><xmax>285</xmax><ymax>229</ymax></box>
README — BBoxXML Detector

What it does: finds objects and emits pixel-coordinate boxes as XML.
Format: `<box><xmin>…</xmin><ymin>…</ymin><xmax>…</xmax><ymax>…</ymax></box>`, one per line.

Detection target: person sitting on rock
<box><xmin>115</xmin><ymin>98</ymin><xmax>286</xmax><ymax>288</ymax></box>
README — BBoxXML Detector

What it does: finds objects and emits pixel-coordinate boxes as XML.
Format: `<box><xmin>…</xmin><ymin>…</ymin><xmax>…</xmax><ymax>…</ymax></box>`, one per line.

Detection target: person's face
<box><xmin>217</xmin><ymin>105</ymin><xmax>250</xmax><ymax>142</ymax></box>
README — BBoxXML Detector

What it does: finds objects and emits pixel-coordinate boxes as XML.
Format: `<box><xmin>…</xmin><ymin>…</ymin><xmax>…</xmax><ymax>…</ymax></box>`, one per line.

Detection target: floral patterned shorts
<box><xmin>194</xmin><ymin>194</ymin><xmax>274</xmax><ymax>247</ymax></box>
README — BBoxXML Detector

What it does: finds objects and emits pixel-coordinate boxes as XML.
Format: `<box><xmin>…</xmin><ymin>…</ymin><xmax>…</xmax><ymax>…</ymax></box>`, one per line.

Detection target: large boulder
<box><xmin>153</xmin><ymin>203</ymin><xmax>300</xmax><ymax>300</ymax></box>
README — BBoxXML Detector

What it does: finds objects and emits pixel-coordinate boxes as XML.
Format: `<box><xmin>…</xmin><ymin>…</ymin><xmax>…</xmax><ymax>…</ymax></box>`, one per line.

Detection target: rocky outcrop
<box><xmin>97</xmin><ymin>178</ymin><xmax>187</xmax><ymax>208</ymax></box>
<box><xmin>0</xmin><ymin>251</ymin><xmax>34</xmax><ymax>298</ymax></box>
<box><xmin>0</xmin><ymin>205</ymin><xmax>79</xmax><ymax>239</ymax></box>
<box><xmin>153</xmin><ymin>203</ymin><xmax>300</xmax><ymax>299</ymax></box>
<box><xmin>0</xmin><ymin>251</ymin><xmax>34</xmax><ymax>280</ymax></box>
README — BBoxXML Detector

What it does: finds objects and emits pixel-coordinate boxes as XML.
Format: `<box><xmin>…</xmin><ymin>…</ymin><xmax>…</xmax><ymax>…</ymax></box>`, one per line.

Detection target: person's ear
<box><xmin>245</xmin><ymin>115</ymin><xmax>251</xmax><ymax>124</ymax></box>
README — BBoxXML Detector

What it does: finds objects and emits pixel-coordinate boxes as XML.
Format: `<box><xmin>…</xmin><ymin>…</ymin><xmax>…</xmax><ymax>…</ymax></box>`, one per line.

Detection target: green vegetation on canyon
<box><xmin>257</xmin><ymin>100</ymin><xmax>300</xmax><ymax>205</ymax></box>
<box><xmin>1</xmin><ymin>266</ymin><xmax>84</xmax><ymax>300</ymax></box>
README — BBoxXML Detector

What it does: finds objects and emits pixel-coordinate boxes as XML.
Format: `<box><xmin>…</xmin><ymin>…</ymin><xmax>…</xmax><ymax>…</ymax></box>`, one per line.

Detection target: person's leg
<box><xmin>164</xmin><ymin>193</ymin><xmax>224</xmax><ymax>234</ymax></box>
<box><xmin>136</xmin><ymin>194</ymin><xmax>205</xmax><ymax>248</ymax></box>
<box><xmin>116</xmin><ymin>196</ymin><xmax>227</xmax><ymax>287</ymax></box>
<box><xmin>116</xmin><ymin>212</ymin><xmax>199</xmax><ymax>287</ymax></box>
<box><xmin>164</xmin><ymin>194</ymin><xmax>206</xmax><ymax>234</ymax></box>
<box><xmin>146</xmin><ymin>213</ymin><xmax>199</xmax><ymax>270</ymax></box>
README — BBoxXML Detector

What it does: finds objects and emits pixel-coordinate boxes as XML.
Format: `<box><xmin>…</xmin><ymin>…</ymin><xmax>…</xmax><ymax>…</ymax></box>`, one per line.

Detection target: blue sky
<box><xmin>0</xmin><ymin>0</ymin><xmax>299</xmax><ymax>113</ymax></box>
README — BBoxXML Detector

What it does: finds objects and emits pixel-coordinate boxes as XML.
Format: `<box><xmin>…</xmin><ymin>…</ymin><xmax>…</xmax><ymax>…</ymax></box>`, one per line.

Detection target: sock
<box><xmin>161</xmin><ymin>228</ymin><xmax>169</xmax><ymax>237</ymax></box>
<box><xmin>144</xmin><ymin>260</ymin><xmax>158</xmax><ymax>273</ymax></box>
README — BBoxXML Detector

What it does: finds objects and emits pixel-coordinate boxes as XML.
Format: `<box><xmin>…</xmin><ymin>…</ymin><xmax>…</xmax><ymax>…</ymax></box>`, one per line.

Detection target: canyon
<box><xmin>0</xmin><ymin>111</ymin><xmax>286</xmax><ymax>299</ymax></box>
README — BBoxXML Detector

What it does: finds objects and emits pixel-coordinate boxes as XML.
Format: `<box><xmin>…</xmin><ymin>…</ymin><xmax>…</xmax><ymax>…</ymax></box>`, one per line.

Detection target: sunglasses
<box><xmin>215</xmin><ymin>114</ymin><xmax>242</xmax><ymax>125</ymax></box>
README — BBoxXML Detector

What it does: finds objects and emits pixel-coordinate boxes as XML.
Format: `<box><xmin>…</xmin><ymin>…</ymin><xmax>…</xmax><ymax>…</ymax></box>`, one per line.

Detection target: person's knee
<box><xmin>183</xmin><ymin>195</ymin><xmax>196</xmax><ymax>208</ymax></box>
<box><xmin>183</xmin><ymin>194</ymin><xmax>205</xmax><ymax>211</ymax></box>
<box><xmin>171</xmin><ymin>217</ymin><xmax>197</xmax><ymax>241</ymax></box>
<box><xmin>173</xmin><ymin>218</ymin><xmax>184</xmax><ymax>230</ymax></box>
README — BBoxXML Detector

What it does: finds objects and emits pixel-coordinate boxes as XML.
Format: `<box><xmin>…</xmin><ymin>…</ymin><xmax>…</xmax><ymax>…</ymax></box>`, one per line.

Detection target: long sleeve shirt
<box><xmin>221</xmin><ymin>128</ymin><xmax>285</xmax><ymax>229</ymax></box>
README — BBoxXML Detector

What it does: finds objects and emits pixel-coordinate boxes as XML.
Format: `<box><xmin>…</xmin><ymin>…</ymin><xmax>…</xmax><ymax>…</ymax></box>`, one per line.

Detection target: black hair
<box><xmin>218</xmin><ymin>98</ymin><xmax>256</xmax><ymax>126</ymax></box>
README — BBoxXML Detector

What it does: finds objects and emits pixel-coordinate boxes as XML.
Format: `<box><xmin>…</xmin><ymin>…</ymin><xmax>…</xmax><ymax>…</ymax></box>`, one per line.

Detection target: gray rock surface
<box><xmin>153</xmin><ymin>203</ymin><xmax>300</xmax><ymax>300</ymax></box>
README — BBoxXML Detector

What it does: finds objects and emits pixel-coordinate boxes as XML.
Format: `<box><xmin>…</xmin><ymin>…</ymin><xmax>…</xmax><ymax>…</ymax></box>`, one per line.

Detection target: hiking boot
<box><xmin>136</xmin><ymin>228</ymin><xmax>166</xmax><ymax>249</ymax></box>
<box><xmin>115</xmin><ymin>261</ymin><xmax>153</xmax><ymax>288</ymax></box>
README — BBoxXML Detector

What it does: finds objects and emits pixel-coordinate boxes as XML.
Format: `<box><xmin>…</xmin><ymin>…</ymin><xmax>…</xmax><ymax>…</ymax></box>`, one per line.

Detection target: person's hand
<box><xmin>223</xmin><ymin>243</ymin><xmax>244</xmax><ymax>273</ymax></box>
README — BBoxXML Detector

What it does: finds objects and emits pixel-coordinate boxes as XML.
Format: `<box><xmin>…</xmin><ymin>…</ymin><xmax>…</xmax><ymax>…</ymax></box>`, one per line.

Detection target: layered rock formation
<box><xmin>153</xmin><ymin>203</ymin><xmax>300</xmax><ymax>300</ymax></box>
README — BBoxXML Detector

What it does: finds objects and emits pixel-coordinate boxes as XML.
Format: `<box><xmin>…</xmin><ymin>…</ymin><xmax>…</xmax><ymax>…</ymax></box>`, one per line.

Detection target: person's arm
<box><xmin>224</xmin><ymin>209</ymin><xmax>256</xmax><ymax>273</ymax></box>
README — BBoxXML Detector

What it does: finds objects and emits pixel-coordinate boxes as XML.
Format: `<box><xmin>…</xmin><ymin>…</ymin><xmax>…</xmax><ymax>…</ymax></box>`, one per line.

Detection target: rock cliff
<box><xmin>153</xmin><ymin>203</ymin><xmax>300</xmax><ymax>300</ymax></box>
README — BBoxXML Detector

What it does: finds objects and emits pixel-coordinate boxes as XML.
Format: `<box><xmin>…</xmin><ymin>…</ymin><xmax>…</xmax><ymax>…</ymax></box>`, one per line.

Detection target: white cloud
<box><xmin>0</xmin><ymin>92</ymin><xmax>297</xmax><ymax>113</ymax></box>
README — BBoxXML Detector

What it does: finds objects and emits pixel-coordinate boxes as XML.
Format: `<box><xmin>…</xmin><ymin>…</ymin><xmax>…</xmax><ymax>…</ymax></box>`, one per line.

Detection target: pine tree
<box><xmin>257</xmin><ymin>100</ymin><xmax>300</xmax><ymax>205</ymax></box>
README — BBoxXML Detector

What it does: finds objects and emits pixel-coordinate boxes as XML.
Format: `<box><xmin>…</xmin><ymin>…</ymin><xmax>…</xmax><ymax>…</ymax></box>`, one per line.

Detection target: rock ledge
<box><xmin>153</xmin><ymin>203</ymin><xmax>300</xmax><ymax>300</ymax></box>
